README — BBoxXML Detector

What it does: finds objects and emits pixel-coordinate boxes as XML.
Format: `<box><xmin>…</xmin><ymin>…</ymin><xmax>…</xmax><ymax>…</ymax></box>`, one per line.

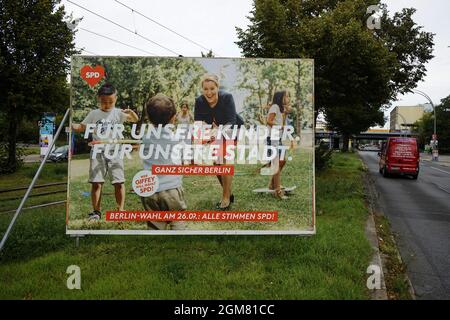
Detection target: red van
<box><xmin>379</xmin><ymin>137</ymin><xmax>420</xmax><ymax>179</ymax></box>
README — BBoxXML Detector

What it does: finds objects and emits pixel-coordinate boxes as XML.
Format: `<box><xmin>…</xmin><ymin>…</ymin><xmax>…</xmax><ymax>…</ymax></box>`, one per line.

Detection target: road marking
<box><xmin>436</xmin><ymin>184</ymin><xmax>450</xmax><ymax>194</ymax></box>
<box><xmin>429</xmin><ymin>166</ymin><xmax>450</xmax><ymax>175</ymax></box>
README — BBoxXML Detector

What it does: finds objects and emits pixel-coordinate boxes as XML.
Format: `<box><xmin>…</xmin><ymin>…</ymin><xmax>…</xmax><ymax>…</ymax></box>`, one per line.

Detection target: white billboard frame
<box><xmin>67</xmin><ymin>55</ymin><xmax>315</xmax><ymax>236</ymax></box>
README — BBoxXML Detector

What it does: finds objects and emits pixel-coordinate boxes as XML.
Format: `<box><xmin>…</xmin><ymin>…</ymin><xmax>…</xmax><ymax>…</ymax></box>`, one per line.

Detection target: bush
<box><xmin>315</xmin><ymin>140</ymin><xmax>333</xmax><ymax>172</ymax></box>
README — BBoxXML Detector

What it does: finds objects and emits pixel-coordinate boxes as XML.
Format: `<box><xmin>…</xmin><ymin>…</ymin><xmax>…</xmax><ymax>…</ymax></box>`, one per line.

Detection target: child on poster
<box><xmin>266</xmin><ymin>90</ymin><xmax>291</xmax><ymax>200</ymax></box>
<box><xmin>72</xmin><ymin>83</ymin><xmax>139</xmax><ymax>220</ymax></box>
<box><xmin>140</xmin><ymin>93</ymin><xmax>187</xmax><ymax>230</ymax></box>
<box><xmin>176</xmin><ymin>101</ymin><xmax>194</xmax><ymax>125</ymax></box>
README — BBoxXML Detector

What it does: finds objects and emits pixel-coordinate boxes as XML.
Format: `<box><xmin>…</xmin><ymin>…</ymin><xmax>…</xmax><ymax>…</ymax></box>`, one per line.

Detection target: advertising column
<box><xmin>39</xmin><ymin>113</ymin><xmax>56</xmax><ymax>158</ymax></box>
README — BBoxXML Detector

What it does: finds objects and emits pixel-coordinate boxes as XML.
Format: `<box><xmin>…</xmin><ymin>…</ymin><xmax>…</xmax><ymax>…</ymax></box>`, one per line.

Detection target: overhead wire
<box><xmin>113</xmin><ymin>0</ymin><xmax>216</xmax><ymax>55</ymax></box>
<box><xmin>66</xmin><ymin>0</ymin><xmax>180</xmax><ymax>56</ymax></box>
<box><xmin>78</xmin><ymin>27</ymin><xmax>156</xmax><ymax>55</ymax></box>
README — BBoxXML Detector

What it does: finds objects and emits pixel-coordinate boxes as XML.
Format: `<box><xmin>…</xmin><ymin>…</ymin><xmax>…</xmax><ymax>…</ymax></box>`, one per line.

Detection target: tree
<box><xmin>201</xmin><ymin>50</ymin><xmax>215</xmax><ymax>57</ymax></box>
<box><xmin>236</xmin><ymin>0</ymin><xmax>434</xmax><ymax>151</ymax></box>
<box><xmin>234</xmin><ymin>58</ymin><xmax>313</xmax><ymax>135</ymax></box>
<box><xmin>414</xmin><ymin>96</ymin><xmax>450</xmax><ymax>154</ymax></box>
<box><xmin>0</xmin><ymin>0</ymin><xmax>77</xmax><ymax>172</ymax></box>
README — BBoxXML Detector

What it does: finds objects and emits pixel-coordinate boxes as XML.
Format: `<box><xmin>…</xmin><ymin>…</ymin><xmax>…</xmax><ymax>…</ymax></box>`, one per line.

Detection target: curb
<box><xmin>365</xmin><ymin>210</ymin><xmax>388</xmax><ymax>299</ymax></box>
<box><xmin>361</xmin><ymin>164</ymin><xmax>388</xmax><ymax>300</ymax></box>
<box><xmin>420</xmin><ymin>153</ymin><xmax>450</xmax><ymax>164</ymax></box>
<box><xmin>362</xmin><ymin>165</ymin><xmax>416</xmax><ymax>300</ymax></box>
<box><xmin>421</xmin><ymin>158</ymin><xmax>450</xmax><ymax>162</ymax></box>
<box><xmin>421</xmin><ymin>158</ymin><xmax>450</xmax><ymax>167</ymax></box>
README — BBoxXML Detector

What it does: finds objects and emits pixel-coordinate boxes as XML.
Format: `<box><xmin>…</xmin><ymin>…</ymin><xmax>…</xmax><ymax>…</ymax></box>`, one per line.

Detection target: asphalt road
<box><xmin>360</xmin><ymin>151</ymin><xmax>450</xmax><ymax>300</ymax></box>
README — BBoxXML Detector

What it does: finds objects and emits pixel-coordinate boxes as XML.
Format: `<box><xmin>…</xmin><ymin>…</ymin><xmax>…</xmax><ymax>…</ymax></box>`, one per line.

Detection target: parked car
<box><xmin>358</xmin><ymin>144</ymin><xmax>368</xmax><ymax>151</ymax></box>
<box><xmin>378</xmin><ymin>137</ymin><xmax>419</xmax><ymax>179</ymax></box>
<box><xmin>49</xmin><ymin>145</ymin><xmax>69</xmax><ymax>162</ymax></box>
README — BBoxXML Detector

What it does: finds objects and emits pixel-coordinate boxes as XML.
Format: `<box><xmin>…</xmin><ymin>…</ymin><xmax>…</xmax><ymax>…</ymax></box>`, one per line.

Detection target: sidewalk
<box><xmin>420</xmin><ymin>153</ymin><xmax>450</xmax><ymax>167</ymax></box>
<box><xmin>22</xmin><ymin>154</ymin><xmax>42</xmax><ymax>163</ymax></box>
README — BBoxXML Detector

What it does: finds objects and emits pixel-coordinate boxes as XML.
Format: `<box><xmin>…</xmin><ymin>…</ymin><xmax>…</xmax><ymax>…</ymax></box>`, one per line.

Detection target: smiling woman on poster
<box><xmin>194</xmin><ymin>74</ymin><xmax>237</xmax><ymax>210</ymax></box>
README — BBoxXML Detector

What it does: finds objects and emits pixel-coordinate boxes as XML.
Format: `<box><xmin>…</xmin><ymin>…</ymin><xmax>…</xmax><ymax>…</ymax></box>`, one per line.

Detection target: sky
<box><xmin>62</xmin><ymin>0</ymin><xmax>450</xmax><ymax>127</ymax></box>
<box><xmin>382</xmin><ymin>0</ymin><xmax>450</xmax><ymax>125</ymax></box>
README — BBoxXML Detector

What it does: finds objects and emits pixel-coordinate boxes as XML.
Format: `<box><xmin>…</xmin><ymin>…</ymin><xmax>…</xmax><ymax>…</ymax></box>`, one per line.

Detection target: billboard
<box><xmin>68</xmin><ymin>56</ymin><xmax>315</xmax><ymax>235</ymax></box>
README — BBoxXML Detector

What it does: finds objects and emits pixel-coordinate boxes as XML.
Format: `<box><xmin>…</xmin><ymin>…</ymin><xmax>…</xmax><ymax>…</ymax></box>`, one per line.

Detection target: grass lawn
<box><xmin>0</xmin><ymin>162</ymin><xmax>67</xmax><ymax>214</ymax></box>
<box><xmin>0</xmin><ymin>152</ymin><xmax>373</xmax><ymax>299</ymax></box>
<box><xmin>21</xmin><ymin>146</ymin><xmax>41</xmax><ymax>156</ymax></box>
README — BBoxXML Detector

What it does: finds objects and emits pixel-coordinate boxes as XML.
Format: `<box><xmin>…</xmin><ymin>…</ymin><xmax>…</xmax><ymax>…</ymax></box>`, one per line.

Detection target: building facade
<box><xmin>389</xmin><ymin>105</ymin><xmax>424</xmax><ymax>132</ymax></box>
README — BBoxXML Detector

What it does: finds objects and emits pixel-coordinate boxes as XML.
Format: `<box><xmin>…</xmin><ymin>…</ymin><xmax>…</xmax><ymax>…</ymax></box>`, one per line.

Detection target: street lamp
<box><xmin>412</xmin><ymin>89</ymin><xmax>438</xmax><ymax>161</ymax></box>
<box><xmin>395</xmin><ymin>112</ymin><xmax>408</xmax><ymax>137</ymax></box>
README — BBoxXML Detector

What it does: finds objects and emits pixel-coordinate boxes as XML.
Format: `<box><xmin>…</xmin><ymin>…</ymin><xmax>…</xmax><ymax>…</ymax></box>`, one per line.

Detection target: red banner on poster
<box><xmin>152</xmin><ymin>165</ymin><xmax>234</xmax><ymax>176</ymax></box>
<box><xmin>106</xmin><ymin>211</ymin><xmax>278</xmax><ymax>222</ymax></box>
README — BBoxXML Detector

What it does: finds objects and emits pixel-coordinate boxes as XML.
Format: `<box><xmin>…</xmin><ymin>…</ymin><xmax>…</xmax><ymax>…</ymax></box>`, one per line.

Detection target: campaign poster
<box><xmin>68</xmin><ymin>56</ymin><xmax>315</xmax><ymax>235</ymax></box>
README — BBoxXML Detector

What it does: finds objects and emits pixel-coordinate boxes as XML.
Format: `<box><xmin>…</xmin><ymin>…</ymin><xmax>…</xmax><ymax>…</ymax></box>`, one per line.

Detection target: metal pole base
<box><xmin>70</xmin><ymin>235</ymin><xmax>85</xmax><ymax>248</ymax></box>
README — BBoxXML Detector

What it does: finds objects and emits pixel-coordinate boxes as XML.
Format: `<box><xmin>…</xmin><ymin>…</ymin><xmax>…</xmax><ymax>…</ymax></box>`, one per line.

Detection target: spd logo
<box><xmin>80</xmin><ymin>65</ymin><xmax>105</xmax><ymax>87</ymax></box>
